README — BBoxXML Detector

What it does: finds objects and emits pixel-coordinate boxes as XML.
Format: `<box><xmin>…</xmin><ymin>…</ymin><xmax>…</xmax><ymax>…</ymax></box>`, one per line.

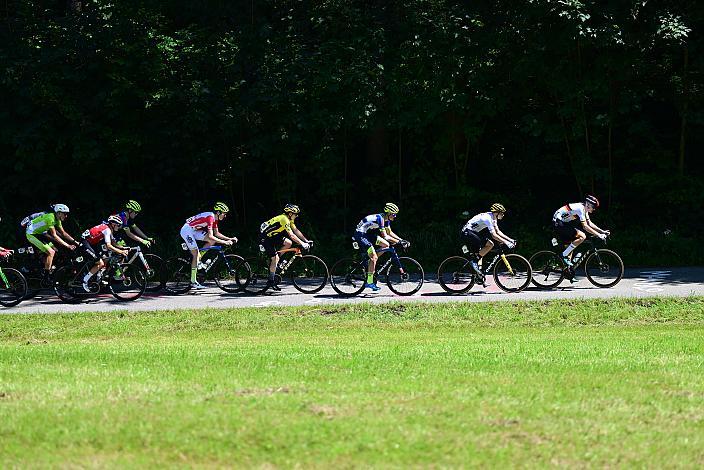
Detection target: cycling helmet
<box><xmin>214</xmin><ymin>202</ymin><xmax>230</xmax><ymax>213</ymax></box>
<box><xmin>384</xmin><ymin>202</ymin><xmax>400</xmax><ymax>214</ymax></box>
<box><xmin>585</xmin><ymin>195</ymin><xmax>600</xmax><ymax>208</ymax></box>
<box><xmin>107</xmin><ymin>215</ymin><xmax>123</xmax><ymax>226</ymax></box>
<box><xmin>284</xmin><ymin>204</ymin><xmax>300</xmax><ymax>214</ymax></box>
<box><xmin>125</xmin><ymin>200</ymin><xmax>141</xmax><ymax>212</ymax></box>
<box><xmin>52</xmin><ymin>204</ymin><xmax>70</xmax><ymax>213</ymax></box>
<box><xmin>490</xmin><ymin>203</ymin><xmax>506</xmax><ymax>213</ymax></box>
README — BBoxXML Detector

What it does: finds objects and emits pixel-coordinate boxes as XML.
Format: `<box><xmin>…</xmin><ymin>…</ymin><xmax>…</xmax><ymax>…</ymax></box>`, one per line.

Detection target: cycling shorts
<box><xmin>353</xmin><ymin>231</ymin><xmax>379</xmax><ymax>253</ymax></box>
<box><xmin>461</xmin><ymin>228</ymin><xmax>491</xmax><ymax>253</ymax></box>
<box><xmin>553</xmin><ymin>220</ymin><xmax>581</xmax><ymax>243</ymax></box>
<box><xmin>26</xmin><ymin>233</ymin><xmax>52</xmax><ymax>254</ymax></box>
<box><xmin>180</xmin><ymin>224</ymin><xmax>207</xmax><ymax>251</ymax></box>
<box><xmin>80</xmin><ymin>239</ymin><xmax>99</xmax><ymax>261</ymax></box>
<box><xmin>260</xmin><ymin>233</ymin><xmax>287</xmax><ymax>257</ymax></box>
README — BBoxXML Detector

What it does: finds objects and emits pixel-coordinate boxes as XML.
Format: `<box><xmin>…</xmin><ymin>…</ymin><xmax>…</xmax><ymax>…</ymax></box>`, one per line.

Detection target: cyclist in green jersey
<box><xmin>259</xmin><ymin>204</ymin><xmax>312</xmax><ymax>291</ymax></box>
<box><xmin>25</xmin><ymin>204</ymin><xmax>77</xmax><ymax>275</ymax></box>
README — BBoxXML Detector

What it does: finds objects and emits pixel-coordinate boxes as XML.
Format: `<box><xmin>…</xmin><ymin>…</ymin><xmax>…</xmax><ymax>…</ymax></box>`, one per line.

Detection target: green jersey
<box><xmin>26</xmin><ymin>212</ymin><xmax>62</xmax><ymax>235</ymax></box>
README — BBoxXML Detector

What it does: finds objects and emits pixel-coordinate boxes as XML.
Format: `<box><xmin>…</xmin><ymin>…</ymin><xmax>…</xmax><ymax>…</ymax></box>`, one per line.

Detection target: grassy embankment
<box><xmin>1</xmin><ymin>297</ymin><xmax>704</xmax><ymax>467</ymax></box>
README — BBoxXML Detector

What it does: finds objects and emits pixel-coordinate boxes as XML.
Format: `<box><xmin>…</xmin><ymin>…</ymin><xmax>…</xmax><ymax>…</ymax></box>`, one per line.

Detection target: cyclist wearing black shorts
<box><xmin>461</xmin><ymin>203</ymin><xmax>516</xmax><ymax>275</ymax></box>
<box><xmin>552</xmin><ymin>195</ymin><xmax>609</xmax><ymax>267</ymax></box>
<box><xmin>259</xmin><ymin>204</ymin><xmax>311</xmax><ymax>291</ymax></box>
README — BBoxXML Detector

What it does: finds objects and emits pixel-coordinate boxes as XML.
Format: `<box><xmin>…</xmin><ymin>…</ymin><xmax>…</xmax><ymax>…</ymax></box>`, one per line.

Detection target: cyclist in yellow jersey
<box><xmin>259</xmin><ymin>204</ymin><xmax>312</xmax><ymax>291</ymax></box>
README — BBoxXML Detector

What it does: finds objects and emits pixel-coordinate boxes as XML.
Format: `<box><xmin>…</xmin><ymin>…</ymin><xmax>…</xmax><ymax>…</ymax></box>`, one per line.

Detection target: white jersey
<box><xmin>553</xmin><ymin>203</ymin><xmax>590</xmax><ymax>223</ymax></box>
<box><xmin>355</xmin><ymin>214</ymin><xmax>388</xmax><ymax>234</ymax></box>
<box><xmin>463</xmin><ymin>212</ymin><xmax>496</xmax><ymax>233</ymax></box>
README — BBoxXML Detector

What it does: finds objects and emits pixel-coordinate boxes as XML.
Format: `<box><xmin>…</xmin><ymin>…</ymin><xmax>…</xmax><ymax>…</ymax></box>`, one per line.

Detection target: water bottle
<box><xmin>573</xmin><ymin>252</ymin><xmax>583</xmax><ymax>265</ymax></box>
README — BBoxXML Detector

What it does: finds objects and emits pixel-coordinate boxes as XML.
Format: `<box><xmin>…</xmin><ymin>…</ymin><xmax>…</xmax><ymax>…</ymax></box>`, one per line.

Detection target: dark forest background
<box><xmin>1</xmin><ymin>0</ymin><xmax>702</xmax><ymax>265</ymax></box>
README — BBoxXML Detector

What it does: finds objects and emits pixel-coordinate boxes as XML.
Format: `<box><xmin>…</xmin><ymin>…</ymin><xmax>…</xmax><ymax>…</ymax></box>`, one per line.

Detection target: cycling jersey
<box><xmin>553</xmin><ymin>203</ymin><xmax>590</xmax><ymax>224</ymax></box>
<box><xmin>20</xmin><ymin>211</ymin><xmax>46</xmax><ymax>228</ymax></box>
<box><xmin>26</xmin><ymin>212</ymin><xmax>62</xmax><ymax>235</ymax></box>
<box><xmin>462</xmin><ymin>212</ymin><xmax>496</xmax><ymax>233</ymax></box>
<box><xmin>186</xmin><ymin>212</ymin><xmax>218</xmax><ymax>232</ymax></box>
<box><xmin>82</xmin><ymin>223</ymin><xmax>114</xmax><ymax>246</ymax></box>
<box><xmin>355</xmin><ymin>214</ymin><xmax>388</xmax><ymax>234</ymax></box>
<box><xmin>260</xmin><ymin>214</ymin><xmax>296</xmax><ymax>238</ymax></box>
<box><xmin>115</xmin><ymin>211</ymin><xmax>136</xmax><ymax>228</ymax></box>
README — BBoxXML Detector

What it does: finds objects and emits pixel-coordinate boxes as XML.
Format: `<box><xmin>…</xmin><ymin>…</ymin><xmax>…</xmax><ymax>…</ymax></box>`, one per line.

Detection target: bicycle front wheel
<box><xmin>386</xmin><ymin>257</ymin><xmax>424</xmax><ymax>296</ymax></box>
<box><xmin>52</xmin><ymin>265</ymin><xmax>82</xmax><ymax>304</ymax></box>
<box><xmin>529</xmin><ymin>251</ymin><xmax>565</xmax><ymax>289</ymax></box>
<box><xmin>330</xmin><ymin>258</ymin><xmax>367</xmax><ymax>296</ymax></box>
<box><xmin>214</xmin><ymin>254</ymin><xmax>251</xmax><ymax>293</ymax></box>
<box><xmin>437</xmin><ymin>256</ymin><xmax>476</xmax><ymax>294</ymax></box>
<box><xmin>584</xmin><ymin>249</ymin><xmax>624</xmax><ymax>288</ymax></box>
<box><xmin>290</xmin><ymin>255</ymin><xmax>328</xmax><ymax>294</ymax></box>
<box><xmin>164</xmin><ymin>257</ymin><xmax>192</xmax><ymax>294</ymax></box>
<box><xmin>143</xmin><ymin>254</ymin><xmax>165</xmax><ymax>293</ymax></box>
<box><xmin>0</xmin><ymin>268</ymin><xmax>28</xmax><ymax>307</ymax></box>
<box><xmin>493</xmin><ymin>253</ymin><xmax>532</xmax><ymax>293</ymax></box>
<box><xmin>109</xmin><ymin>264</ymin><xmax>146</xmax><ymax>301</ymax></box>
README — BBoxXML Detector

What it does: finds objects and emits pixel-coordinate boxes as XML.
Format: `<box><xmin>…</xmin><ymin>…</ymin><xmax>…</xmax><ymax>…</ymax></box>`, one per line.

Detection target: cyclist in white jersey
<box><xmin>461</xmin><ymin>203</ymin><xmax>516</xmax><ymax>276</ymax></box>
<box><xmin>552</xmin><ymin>195</ymin><xmax>609</xmax><ymax>267</ymax></box>
<box><xmin>353</xmin><ymin>202</ymin><xmax>408</xmax><ymax>292</ymax></box>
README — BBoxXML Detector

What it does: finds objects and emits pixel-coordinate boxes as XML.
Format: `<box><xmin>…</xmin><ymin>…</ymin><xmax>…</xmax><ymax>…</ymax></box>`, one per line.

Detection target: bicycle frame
<box><xmin>0</xmin><ymin>266</ymin><xmax>10</xmax><ymax>288</ymax></box>
<box><xmin>358</xmin><ymin>245</ymin><xmax>404</xmax><ymax>275</ymax></box>
<box><xmin>272</xmin><ymin>247</ymin><xmax>305</xmax><ymax>277</ymax></box>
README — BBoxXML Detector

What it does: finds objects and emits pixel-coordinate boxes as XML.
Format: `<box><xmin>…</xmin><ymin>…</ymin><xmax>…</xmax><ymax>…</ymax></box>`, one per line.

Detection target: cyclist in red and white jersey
<box><xmin>180</xmin><ymin>202</ymin><xmax>237</xmax><ymax>289</ymax></box>
<box><xmin>553</xmin><ymin>195</ymin><xmax>610</xmax><ymax>267</ymax></box>
<box><xmin>80</xmin><ymin>215</ymin><xmax>128</xmax><ymax>292</ymax></box>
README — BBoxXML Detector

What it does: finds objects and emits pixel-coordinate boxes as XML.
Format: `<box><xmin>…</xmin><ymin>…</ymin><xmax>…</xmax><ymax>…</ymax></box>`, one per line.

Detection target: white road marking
<box><xmin>633</xmin><ymin>270</ymin><xmax>672</xmax><ymax>293</ymax></box>
<box><xmin>251</xmin><ymin>300</ymin><xmax>283</xmax><ymax>308</ymax></box>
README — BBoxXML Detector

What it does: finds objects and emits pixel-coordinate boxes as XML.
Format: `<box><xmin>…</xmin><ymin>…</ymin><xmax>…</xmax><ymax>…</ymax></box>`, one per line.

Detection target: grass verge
<box><xmin>1</xmin><ymin>297</ymin><xmax>704</xmax><ymax>467</ymax></box>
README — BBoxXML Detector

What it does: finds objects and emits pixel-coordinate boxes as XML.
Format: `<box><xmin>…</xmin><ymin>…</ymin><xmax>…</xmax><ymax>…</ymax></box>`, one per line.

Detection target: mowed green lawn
<box><xmin>2</xmin><ymin>298</ymin><xmax>704</xmax><ymax>467</ymax></box>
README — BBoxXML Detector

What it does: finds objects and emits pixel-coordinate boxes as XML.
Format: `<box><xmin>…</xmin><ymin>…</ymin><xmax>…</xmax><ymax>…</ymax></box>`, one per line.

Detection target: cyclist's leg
<box><xmin>180</xmin><ymin>225</ymin><xmax>201</xmax><ymax>283</ymax></box>
<box><xmin>262</xmin><ymin>235</ymin><xmax>282</xmax><ymax>283</ymax></box>
<box><xmin>354</xmin><ymin>232</ymin><xmax>377</xmax><ymax>285</ymax></box>
<box><xmin>27</xmin><ymin>233</ymin><xmax>54</xmax><ymax>271</ymax></box>
<box><xmin>559</xmin><ymin>223</ymin><xmax>584</xmax><ymax>259</ymax></box>
<box><xmin>80</xmin><ymin>241</ymin><xmax>103</xmax><ymax>288</ymax></box>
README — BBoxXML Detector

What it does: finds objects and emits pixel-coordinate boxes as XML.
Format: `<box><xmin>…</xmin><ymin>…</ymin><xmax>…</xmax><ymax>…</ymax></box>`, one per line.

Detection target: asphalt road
<box><xmin>4</xmin><ymin>267</ymin><xmax>703</xmax><ymax>314</ymax></box>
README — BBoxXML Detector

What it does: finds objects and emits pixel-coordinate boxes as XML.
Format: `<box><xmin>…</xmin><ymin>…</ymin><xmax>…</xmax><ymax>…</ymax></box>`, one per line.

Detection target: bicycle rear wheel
<box><xmin>493</xmin><ymin>254</ymin><xmax>532</xmax><ymax>293</ymax></box>
<box><xmin>330</xmin><ymin>258</ymin><xmax>367</xmax><ymax>296</ymax></box>
<box><xmin>584</xmin><ymin>249</ymin><xmax>624</xmax><ymax>288</ymax></box>
<box><xmin>386</xmin><ymin>257</ymin><xmax>424</xmax><ymax>296</ymax></box>
<box><xmin>437</xmin><ymin>256</ymin><xmax>476</xmax><ymax>294</ymax></box>
<box><xmin>52</xmin><ymin>265</ymin><xmax>82</xmax><ymax>303</ymax></box>
<box><xmin>109</xmin><ymin>264</ymin><xmax>146</xmax><ymax>301</ymax></box>
<box><xmin>214</xmin><ymin>254</ymin><xmax>251</xmax><ymax>293</ymax></box>
<box><xmin>529</xmin><ymin>251</ymin><xmax>565</xmax><ymax>289</ymax></box>
<box><xmin>242</xmin><ymin>257</ymin><xmax>271</xmax><ymax>295</ymax></box>
<box><xmin>0</xmin><ymin>268</ymin><xmax>28</xmax><ymax>307</ymax></box>
<box><xmin>143</xmin><ymin>254</ymin><xmax>165</xmax><ymax>293</ymax></box>
<box><xmin>164</xmin><ymin>257</ymin><xmax>191</xmax><ymax>294</ymax></box>
<box><xmin>290</xmin><ymin>255</ymin><xmax>328</xmax><ymax>294</ymax></box>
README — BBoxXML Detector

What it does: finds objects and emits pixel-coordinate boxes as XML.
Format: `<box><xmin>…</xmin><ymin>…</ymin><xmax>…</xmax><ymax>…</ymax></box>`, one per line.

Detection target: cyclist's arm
<box><xmin>57</xmin><ymin>226</ymin><xmax>77</xmax><ymax>245</ymax></box>
<box><xmin>292</xmin><ymin>228</ymin><xmax>309</xmax><ymax>244</ymax></box>
<box><xmin>383</xmin><ymin>227</ymin><xmax>403</xmax><ymax>243</ymax></box>
<box><xmin>580</xmin><ymin>220</ymin><xmax>603</xmax><ymax>237</ymax></box>
<box><xmin>131</xmin><ymin>225</ymin><xmax>150</xmax><ymax>239</ymax></box>
<box><xmin>105</xmin><ymin>240</ymin><xmax>128</xmax><ymax>256</ymax></box>
<box><xmin>489</xmin><ymin>228</ymin><xmax>513</xmax><ymax>246</ymax></box>
<box><xmin>586</xmin><ymin>220</ymin><xmax>608</xmax><ymax>235</ymax></box>
<box><xmin>48</xmin><ymin>227</ymin><xmax>74</xmax><ymax>249</ymax></box>
<box><xmin>494</xmin><ymin>227</ymin><xmax>516</xmax><ymax>244</ymax></box>
<box><xmin>123</xmin><ymin>227</ymin><xmax>143</xmax><ymax>243</ymax></box>
<box><xmin>212</xmin><ymin>227</ymin><xmax>234</xmax><ymax>243</ymax></box>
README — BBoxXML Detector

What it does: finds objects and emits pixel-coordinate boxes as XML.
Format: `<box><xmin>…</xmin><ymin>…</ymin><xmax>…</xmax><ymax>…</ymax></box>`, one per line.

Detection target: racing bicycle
<box><xmin>164</xmin><ymin>244</ymin><xmax>251</xmax><ymax>294</ymax></box>
<box><xmin>243</xmin><ymin>241</ymin><xmax>328</xmax><ymax>295</ymax></box>
<box><xmin>330</xmin><ymin>240</ymin><xmax>424</xmax><ymax>296</ymax></box>
<box><xmin>529</xmin><ymin>235</ymin><xmax>624</xmax><ymax>289</ymax></box>
<box><xmin>437</xmin><ymin>243</ymin><xmax>532</xmax><ymax>294</ymax></box>
<box><xmin>0</xmin><ymin>254</ymin><xmax>28</xmax><ymax>307</ymax></box>
<box><xmin>53</xmin><ymin>246</ymin><xmax>148</xmax><ymax>302</ymax></box>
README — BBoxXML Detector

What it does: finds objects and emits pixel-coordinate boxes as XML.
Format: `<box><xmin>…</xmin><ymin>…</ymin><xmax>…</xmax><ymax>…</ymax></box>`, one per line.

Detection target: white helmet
<box><xmin>52</xmin><ymin>204</ymin><xmax>70</xmax><ymax>213</ymax></box>
<box><xmin>107</xmin><ymin>215</ymin><xmax>123</xmax><ymax>226</ymax></box>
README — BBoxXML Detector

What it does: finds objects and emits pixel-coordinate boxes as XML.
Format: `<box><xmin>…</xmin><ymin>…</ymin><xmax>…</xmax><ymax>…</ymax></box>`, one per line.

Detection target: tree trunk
<box><xmin>679</xmin><ymin>45</ymin><xmax>689</xmax><ymax>176</ymax></box>
<box><xmin>559</xmin><ymin>114</ymin><xmax>583</xmax><ymax>196</ymax></box>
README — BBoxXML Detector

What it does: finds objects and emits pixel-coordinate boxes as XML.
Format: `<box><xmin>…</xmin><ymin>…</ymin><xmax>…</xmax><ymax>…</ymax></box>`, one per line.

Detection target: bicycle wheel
<box><xmin>529</xmin><ymin>251</ymin><xmax>565</xmax><ymax>289</ymax></box>
<box><xmin>493</xmin><ymin>253</ymin><xmax>532</xmax><ymax>293</ymax></box>
<box><xmin>584</xmin><ymin>249</ymin><xmax>624</xmax><ymax>288</ymax></box>
<box><xmin>242</xmin><ymin>257</ymin><xmax>271</xmax><ymax>295</ymax></box>
<box><xmin>290</xmin><ymin>255</ymin><xmax>329</xmax><ymax>294</ymax></box>
<box><xmin>0</xmin><ymin>268</ymin><xmax>28</xmax><ymax>307</ymax></box>
<box><xmin>52</xmin><ymin>265</ymin><xmax>82</xmax><ymax>303</ymax></box>
<box><xmin>109</xmin><ymin>264</ymin><xmax>146</xmax><ymax>301</ymax></box>
<box><xmin>143</xmin><ymin>254</ymin><xmax>165</xmax><ymax>293</ymax></box>
<box><xmin>214</xmin><ymin>254</ymin><xmax>251</xmax><ymax>293</ymax></box>
<box><xmin>164</xmin><ymin>257</ymin><xmax>191</xmax><ymax>294</ymax></box>
<box><xmin>386</xmin><ymin>257</ymin><xmax>424</xmax><ymax>296</ymax></box>
<box><xmin>330</xmin><ymin>258</ymin><xmax>367</xmax><ymax>296</ymax></box>
<box><xmin>437</xmin><ymin>256</ymin><xmax>476</xmax><ymax>294</ymax></box>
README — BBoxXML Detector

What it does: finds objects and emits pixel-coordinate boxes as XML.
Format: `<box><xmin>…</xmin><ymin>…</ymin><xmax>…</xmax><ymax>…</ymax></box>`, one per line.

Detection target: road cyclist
<box><xmin>24</xmin><ymin>204</ymin><xmax>78</xmax><ymax>278</ymax></box>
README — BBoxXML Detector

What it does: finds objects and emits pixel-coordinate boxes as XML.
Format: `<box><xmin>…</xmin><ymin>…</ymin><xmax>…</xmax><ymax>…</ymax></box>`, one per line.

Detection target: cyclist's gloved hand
<box><xmin>301</xmin><ymin>242</ymin><xmax>311</xmax><ymax>251</ymax></box>
<box><xmin>141</xmin><ymin>239</ymin><xmax>152</xmax><ymax>248</ymax></box>
<box><xmin>147</xmin><ymin>237</ymin><xmax>156</xmax><ymax>245</ymax></box>
<box><xmin>604</xmin><ymin>230</ymin><xmax>611</xmax><ymax>237</ymax></box>
<box><xmin>507</xmin><ymin>241</ymin><xmax>516</xmax><ymax>249</ymax></box>
<box><xmin>232</xmin><ymin>237</ymin><xmax>238</xmax><ymax>244</ymax></box>
<box><xmin>598</xmin><ymin>233</ymin><xmax>607</xmax><ymax>241</ymax></box>
<box><xmin>401</xmin><ymin>240</ymin><xmax>411</xmax><ymax>248</ymax></box>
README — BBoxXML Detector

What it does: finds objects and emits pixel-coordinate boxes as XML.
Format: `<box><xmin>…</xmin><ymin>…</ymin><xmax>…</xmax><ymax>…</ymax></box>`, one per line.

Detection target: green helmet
<box><xmin>214</xmin><ymin>202</ymin><xmax>230</xmax><ymax>213</ymax></box>
<box><xmin>384</xmin><ymin>202</ymin><xmax>400</xmax><ymax>214</ymax></box>
<box><xmin>125</xmin><ymin>200</ymin><xmax>141</xmax><ymax>212</ymax></box>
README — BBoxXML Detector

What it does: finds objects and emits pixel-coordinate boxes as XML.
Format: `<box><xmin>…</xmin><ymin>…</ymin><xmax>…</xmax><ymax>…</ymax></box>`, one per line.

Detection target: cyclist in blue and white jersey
<box><xmin>353</xmin><ymin>202</ymin><xmax>409</xmax><ymax>292</ymax></box>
